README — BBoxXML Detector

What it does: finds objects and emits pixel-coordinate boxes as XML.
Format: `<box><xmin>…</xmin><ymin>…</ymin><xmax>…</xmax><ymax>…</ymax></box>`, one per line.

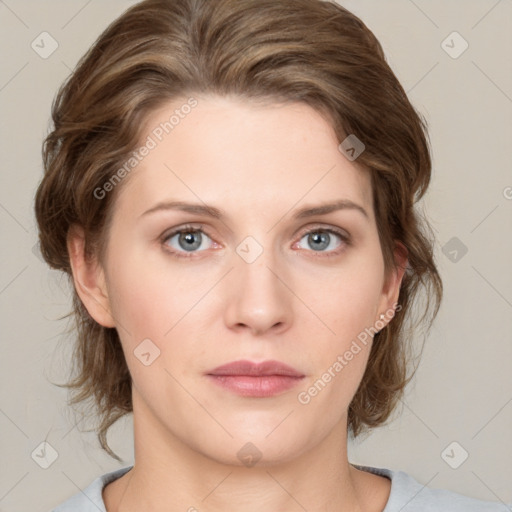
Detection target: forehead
<box><xmin>114</xmin><ymin>95</ymin><xmax>373</xmax><ymax>221</ymax></box>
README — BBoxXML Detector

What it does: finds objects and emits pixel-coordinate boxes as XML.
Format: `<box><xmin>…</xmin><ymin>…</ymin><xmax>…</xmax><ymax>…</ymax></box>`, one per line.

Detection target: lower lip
<box><xmin>207</xmin><ymin>375</ymin><xmax>304</xmax><ymax>397</ymax></box>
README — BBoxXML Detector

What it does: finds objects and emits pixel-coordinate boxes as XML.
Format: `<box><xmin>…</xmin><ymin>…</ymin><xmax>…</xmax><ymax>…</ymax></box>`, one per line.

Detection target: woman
<box><xmin>35</xmin><ymin>0</ymin><xmax>506</xmax><ymax>510</ymax></box>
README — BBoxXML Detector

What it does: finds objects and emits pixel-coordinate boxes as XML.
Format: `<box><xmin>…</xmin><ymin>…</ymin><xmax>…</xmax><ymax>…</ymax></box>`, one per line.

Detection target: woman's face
<box><xmin>85</xmin><ymin>95</ymin><xmax>403</xmax><ymax>465</ymax></box>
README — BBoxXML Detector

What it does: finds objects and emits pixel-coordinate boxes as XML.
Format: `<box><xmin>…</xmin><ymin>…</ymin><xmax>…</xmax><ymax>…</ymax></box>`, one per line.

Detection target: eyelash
<box><xmin>160</xmin><ymin>223</ymin><xmax>351</xmax><ymax>259</ymax></box>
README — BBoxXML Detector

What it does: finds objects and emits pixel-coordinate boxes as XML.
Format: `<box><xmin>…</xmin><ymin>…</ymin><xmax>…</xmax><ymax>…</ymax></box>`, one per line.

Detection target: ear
<box><xmin>376</xmin><ymin>241</ymin><xmax>408</xmax><ymax>324</ymax></box>
<box><xmin>67</xmin><ymin>224</ymin><xmax>115</xmax><ymax>328</ymax></box>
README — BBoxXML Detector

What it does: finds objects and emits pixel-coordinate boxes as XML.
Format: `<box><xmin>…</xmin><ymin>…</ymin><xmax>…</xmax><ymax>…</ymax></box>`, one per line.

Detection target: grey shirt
<box><xmin>51</xmin><ymin>464</ymin><xmax>509</xmax><ymax>511</ymax></box>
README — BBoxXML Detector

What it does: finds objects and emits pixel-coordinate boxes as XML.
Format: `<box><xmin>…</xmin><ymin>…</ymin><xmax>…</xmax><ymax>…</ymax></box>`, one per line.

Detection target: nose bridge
<box><xmin>223</xmin><ymin>233</ymin><xmax>291</xmax><ymax>334</ymax></box>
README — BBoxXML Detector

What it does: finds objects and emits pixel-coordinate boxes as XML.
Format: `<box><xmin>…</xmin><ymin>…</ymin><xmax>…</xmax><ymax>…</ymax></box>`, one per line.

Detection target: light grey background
<box><xmin>1</xmin><ymin>1</ymin><xmax>511</xmax><ymax>511</ymax></box>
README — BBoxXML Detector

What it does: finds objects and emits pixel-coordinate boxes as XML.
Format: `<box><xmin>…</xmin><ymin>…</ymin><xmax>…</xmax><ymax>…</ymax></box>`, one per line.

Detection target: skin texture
<box><xmin>68</xmin><ymin>95</ymin><xmax>407</xmax><ymax>512</ymax></box>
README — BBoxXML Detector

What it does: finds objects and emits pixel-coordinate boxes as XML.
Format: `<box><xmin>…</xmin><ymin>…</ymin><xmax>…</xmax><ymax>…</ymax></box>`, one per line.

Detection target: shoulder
<box><xmin>50</xmin><ymin>466</ymin><xmax>132</xmax><ymax>512</ymax></box>
<box><xmin>353</xmin><ymin>464</ymin><xmax>510</xmax><ymax>512</ymax></box>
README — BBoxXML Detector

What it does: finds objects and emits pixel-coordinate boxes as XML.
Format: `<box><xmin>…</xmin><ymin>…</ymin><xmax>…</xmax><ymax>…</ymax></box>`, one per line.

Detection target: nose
<box><xmin>223</xmin><ymin>245</ymin><xmax>292</xmax><ymax>337</ymax></box>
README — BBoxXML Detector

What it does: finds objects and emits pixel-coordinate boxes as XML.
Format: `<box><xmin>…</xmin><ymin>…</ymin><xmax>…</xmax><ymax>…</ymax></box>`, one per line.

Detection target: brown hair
<box><xmin>34</xmin><ymin>0</ymin><xmax>442</xmax><ymax>461</ymax></box>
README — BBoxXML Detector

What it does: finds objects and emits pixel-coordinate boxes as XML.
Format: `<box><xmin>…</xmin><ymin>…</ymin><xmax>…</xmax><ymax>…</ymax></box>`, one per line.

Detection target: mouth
<box><xmin>206</xmin><ymin>359</ymin><xmax>305</xmax><ymax>398</ymax></box>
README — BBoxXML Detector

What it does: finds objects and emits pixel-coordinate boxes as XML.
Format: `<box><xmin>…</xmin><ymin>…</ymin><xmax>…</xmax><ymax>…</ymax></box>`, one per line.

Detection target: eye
<box><xmin>161</xmin><ymin>224</ymin><xmax>216</xmax><ymax>257</ymax></box>
<box><xmin>294</xmin><ymin>227</ymin><xmax>350</xmax><ymax>256</ymax></box>
<box><xmin>161</xmin><ymin>224</ymin><xmax>350</xmax><ymax>259</ymax></box>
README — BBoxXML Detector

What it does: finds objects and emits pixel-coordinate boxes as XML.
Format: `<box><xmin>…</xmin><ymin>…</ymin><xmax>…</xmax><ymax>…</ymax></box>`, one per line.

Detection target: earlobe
<box><xmin>67</xmin><ymin>225</ymin><xmax>115</xmax><ymax>328</ymax></box>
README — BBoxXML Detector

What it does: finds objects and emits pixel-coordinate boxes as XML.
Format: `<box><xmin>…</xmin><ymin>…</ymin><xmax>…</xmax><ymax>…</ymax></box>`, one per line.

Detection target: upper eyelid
<box><xmin>296</xmin><ymin>224</ymin><xmax>349</xmax><ymax>238</ymax></box>
<box><xmin>162</xmin><ymin>223</ymin><xmax>349</xmax><ymax>238</ymax></box>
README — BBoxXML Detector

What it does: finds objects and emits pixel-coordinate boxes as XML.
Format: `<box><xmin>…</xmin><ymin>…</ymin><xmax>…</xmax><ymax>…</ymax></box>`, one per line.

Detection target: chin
<box><xmin>188</xmin><ymin>428</ymin><xmax>315</xmax><ymax>469</ymax></box>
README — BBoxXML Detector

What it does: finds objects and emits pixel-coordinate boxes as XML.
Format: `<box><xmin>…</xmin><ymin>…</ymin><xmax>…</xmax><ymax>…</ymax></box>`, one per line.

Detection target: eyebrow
<box><xmin>140</xmin><ymin>199</ymin><xmax>369</xmax><ymax>221</ymax></box>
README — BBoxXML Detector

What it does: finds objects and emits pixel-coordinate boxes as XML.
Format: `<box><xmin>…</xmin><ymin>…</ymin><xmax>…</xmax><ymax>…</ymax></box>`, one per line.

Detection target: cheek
<box><xmin>296</xmin><ymin>249</ymin><xmax>384</xmax><ymax>403</ymax></box>
<box><xmin>104</xmin><ymin>255</ymin><xmax>204</xmax><ymax>398</ymax></box>
<box><xmin>104</xmin><ymin>248</ymin><xmax>221</xmax><ymax>385</ymax></box>
<box><xmin>106</xmin><ymin>245</ymin><xmax>203</xmax><ymax>335</ymax></box>
<box><xmin>308</xmin><ymin>251</ymin><xmax>385</xmax><ymax>341</ymax></box>
<box><xmin>296</xmin><ymin>276</ymin><xmax>377</xmax><ymax>417</ymax></box>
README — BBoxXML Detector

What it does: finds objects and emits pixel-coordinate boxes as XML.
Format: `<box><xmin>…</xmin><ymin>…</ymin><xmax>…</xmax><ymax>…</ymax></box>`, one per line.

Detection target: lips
<box><xmin>207</xmin><ymin>359</ymin><xmax>304</xmax><ymax>378</ymax></box>
<box><xmin>206</xmin><ymin>360</ymin><xmax>305</xmax><ymax>398</ymax></box>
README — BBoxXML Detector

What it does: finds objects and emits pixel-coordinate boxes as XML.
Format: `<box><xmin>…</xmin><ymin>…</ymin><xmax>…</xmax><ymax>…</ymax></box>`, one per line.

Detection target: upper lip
<box><xmin>207</xmin><ymin>360</ymin><xmax>304</xmax><ymax>378</ymax></box>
